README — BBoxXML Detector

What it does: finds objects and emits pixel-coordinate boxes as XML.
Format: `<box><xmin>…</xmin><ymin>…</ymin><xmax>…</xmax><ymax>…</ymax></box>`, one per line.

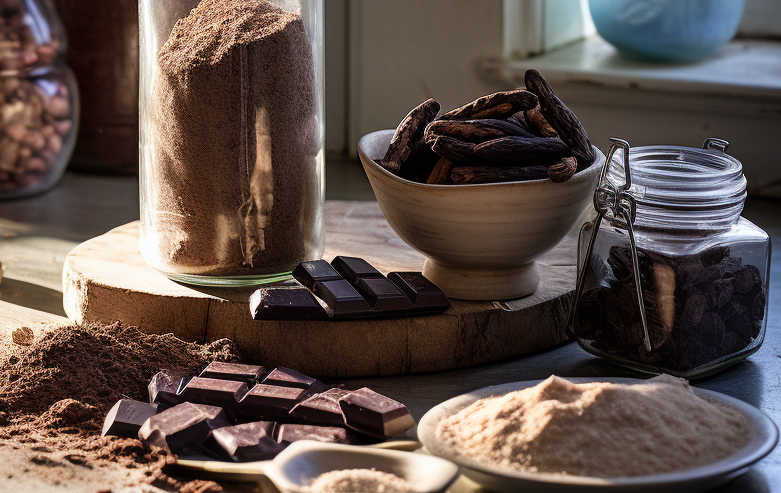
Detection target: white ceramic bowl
<box><xmin>358</xmin><ymin>129</ymin><xmax>604</xmax><ymax>300</ymax></box>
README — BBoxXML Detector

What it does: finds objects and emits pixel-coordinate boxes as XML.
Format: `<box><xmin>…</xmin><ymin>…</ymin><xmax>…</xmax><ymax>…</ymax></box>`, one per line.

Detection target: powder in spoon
<box><xmin>436</xmin><ymin>375</ymin><xmax>750</xmax><ymax>478</ymax></box>
<box><xmin>308</xmin><ymin>468</ymin><xmax>415</xmax><ymax>493</ymax></box>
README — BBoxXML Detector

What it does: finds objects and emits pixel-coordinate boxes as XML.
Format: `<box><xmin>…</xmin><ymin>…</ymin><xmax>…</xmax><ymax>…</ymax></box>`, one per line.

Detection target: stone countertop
<box><xmin>0</xmin><ymin>169</ymin><xmax>778</xmax><ymax>492</ymax></box>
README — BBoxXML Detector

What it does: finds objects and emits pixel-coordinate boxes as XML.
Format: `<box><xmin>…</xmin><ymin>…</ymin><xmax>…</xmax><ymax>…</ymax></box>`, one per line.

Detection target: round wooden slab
<box><xmin>63</xmin><ymin>201</ymin><xmax>578</xmax><ymax>378</ymax></box>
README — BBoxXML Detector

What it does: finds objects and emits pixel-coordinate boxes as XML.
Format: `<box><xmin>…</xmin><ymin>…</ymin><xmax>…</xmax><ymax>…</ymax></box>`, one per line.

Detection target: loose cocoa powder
<box><xmin>0</xmin><ymin>323</ymin><xmax>240</xmax><ymax>491</ymax></box>
<box><xmin>143</xmin><ymin>0</ymin><xmax>322</xmax><ymax>277</ymax></box>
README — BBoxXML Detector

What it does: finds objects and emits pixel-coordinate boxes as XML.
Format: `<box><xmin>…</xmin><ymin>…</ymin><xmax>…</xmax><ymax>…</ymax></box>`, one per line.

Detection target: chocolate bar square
<box><xmin>314</xmin><ymin>279</ymin><xmax>371</xmax><ymax>316</ymax></box>
<box><xmin>102</xmin><ymin>399</ymin><xmax>158</xmax><ymax>438</ymax></box>
<box><xmin>210</xmin><ymin>421</ymin><xmax>284</xmax><ymax>461</ymax></box>
<box><xmin>276</xmin><ymin>424</ymin><xmax>354</xmax><ymax>445</ymax></box>
<box><xmin>338</xmin><ymin>387</ymin><xmax>415</xmax><ymax>438</ymax></box>
<box><xmin>138</xmin><ymin>402</ymin><xmax>229</xmax><ymax>453</ymax></box>
<box><xmin>292</xmin><ymin>260</ymin><xmax>342</xmax><ymax>289</ymax></box>
<box><xmin>331</xmin><ymin>256</ymin><xmax>383</xmax><ymax>284</ymax></box>
<box><xmin>263</xmin><ymin>367</ymin><xmax>320</xmax><ymax>390</ymax></box>
<box><xmin>179</xmin><ymin>377</ymin><xmax>248</xmax><ymax>409</ymax></box>
<box><xmin>388</xmin><ymin>272</ymin><xmax>449</xmax><ymax>309</ymax></box>
<box><xmin>355</xmin><ymin>277</ymin><xmax>413</xmax><ymax>311</ymax></box>
<box><xmin>200</xmin><ymin>361</ymin><xmax>267</xmax><ymax>385</ymax></box>
<box><xmin>288</xmin><ymin>388</ymin><xmax>349</xmax><ymax>426</ymax></box>
<box><xmin>148</xmin><ymin>370</ymin><xmax>189</xmax><ymax>409</ymax></box>
<box><xmin>250</xmin><ymin>288</ymin><xmax>328</xmax><ymax>321</ymax></box>
<box><xmin>240</xmin><ymin>384</ymin><xmax>307</xmax><ymax>419</ymax></box>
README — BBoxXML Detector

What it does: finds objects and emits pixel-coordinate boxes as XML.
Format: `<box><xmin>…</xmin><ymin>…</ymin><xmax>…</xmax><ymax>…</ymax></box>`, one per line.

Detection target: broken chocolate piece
<box><xmin>289</xmin><ymin>388</ymin><xmax>350</xmax><ymax>426</ymax></box>
<box><xmin>179</xmin><ymin>377</ymin><xmax>248</xmax><ymax>410</ymax></box>
<box><xmin>250</xmin><ymin>287</ymin><xmax>328</xmax><ymax>321</ymax></box>
<box><xmin>276</xmin><ymin>424</ymin><xmax>355</xmax><ymax>444</ymax></box>
<box><xmin>263</xmin><ymin>367</ymin><xmax>320</xmax><ymax>390</ymax></box>
<box><xmin>313</xmin><ymin>279</ymin><xmax>372</xmax><ymax>316</ymax></box>
<box><xmin>210</xmin><ymin>421</ymin><xmax>284</xmax><ymax>461</ymax></box>
<box><xmin>102</xmin><ymin>399</ymin><xmax>158</xmax><ymax>438</ymax></box>
<box><xmin>387</xmin><ymin>272</ymin><xmax>449</xmax><ymax>309</ymax></box>
<box><xmin>138</xmin><ymin>402</ymin><xmax>229</xmax><ymax>453</ymax></box>
<box><xmin>338</xmin><ymin>388</ymin><xmax>415</xmax><ymax>438</ymax></box>
<box><xmin>331</xmin><ymin>256</ymin><xmax>383</xmax><ymax>284</ymax></box>
<box><xmin>200</xmin><ymin>361</ymin><xmax>267</xmax><ymax>386</ymax></box>
<box><xmin>240</xmin><ymin>384</ymin><xmax>307</xmax><ymax>419</ymax></box>
<box><xmin>148</xmin><ymin>370</ymin><xmax>189</xmax><ymax>409</ymax></box>
<box><xmin>355</xmin><ymin>277</ymin><xmax>413</xmax><ymax>311</ymax></box>
<box><xmin>292</xmin><ymin>260</ymin><xmax>342</xmax><ymax>289</ymax></box>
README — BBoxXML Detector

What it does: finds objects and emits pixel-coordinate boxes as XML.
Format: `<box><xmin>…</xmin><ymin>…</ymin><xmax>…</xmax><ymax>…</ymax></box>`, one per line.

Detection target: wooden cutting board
<box><xmin>62</xmin><ymin>201</ymin><xmax>578</xmax><ymax>378</ymax></box>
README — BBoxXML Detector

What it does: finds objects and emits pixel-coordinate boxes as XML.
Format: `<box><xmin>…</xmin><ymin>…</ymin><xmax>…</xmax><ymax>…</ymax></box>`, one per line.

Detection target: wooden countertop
<box><xmin>0</xmin><ymin>171</ymin><xmax>779</xmax><ymax>492</ymax></box>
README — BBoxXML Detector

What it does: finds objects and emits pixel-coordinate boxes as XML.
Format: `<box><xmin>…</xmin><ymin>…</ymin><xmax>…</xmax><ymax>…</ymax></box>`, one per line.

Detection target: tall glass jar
<box><xmin>139</xmin><ymin>0</ymin><xmax>324</xmax><ymax>286</ymax></box>
<box><xmin>0</xmin><ymin>0</ymin><xmax>79</xmax><ymax>199</ymax></box>
<box><xmin>571</xmin><ymin>138</ymin><xmax>770</xmax><ymax>379</ymax></box>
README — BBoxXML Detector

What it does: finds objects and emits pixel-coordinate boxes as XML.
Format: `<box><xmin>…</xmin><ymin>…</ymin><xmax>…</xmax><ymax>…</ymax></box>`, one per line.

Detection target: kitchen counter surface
<box><xmin>0</xmin><ymin>169</ymin><xmax>778</xmax><ymax>492</ymax></box>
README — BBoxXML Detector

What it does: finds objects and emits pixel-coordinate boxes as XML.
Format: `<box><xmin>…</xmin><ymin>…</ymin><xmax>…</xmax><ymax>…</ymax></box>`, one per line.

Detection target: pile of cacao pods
<box><xmin>380</xmin><ymin>69</ymin><xmax>594</xmax><ymax>185</ymax></box>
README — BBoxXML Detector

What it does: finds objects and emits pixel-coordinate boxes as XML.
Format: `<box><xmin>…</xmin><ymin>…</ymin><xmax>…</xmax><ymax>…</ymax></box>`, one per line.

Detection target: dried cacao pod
<box><xmin>439</xmin><ymin>90</ymin><xmax>537</xmax><ymax>121</ymax></box>
<box><xmin>547</xmin><ymin>156</ymin><xmax>577</xmax><ymax>182</ymax></box>
<box><xmin>525</xmin><ymin>106</ymin><xmax>557</xmax><ymax>137</ymax></box>
<box><xmin>430</xmin><ymin>136</ymin><xmax>479</xmax><ymax>163</ymax></box>
<box><xmin>426</xmin><ymin>157</ymin><xmax>453</xmax><ymax>184</ymax></box>
<box><xmin>450</xmin><ymin>165</ymin><xmax>548</xmax><ymax>184</ymax></box>
<box><xmin>424</xmin><ymin>118</ymin><xmax>534</xmax><ymax>144</ymax></box>
<box><xmin>472</xmin><ymin>136</ymin><xmax>570</xmax><ymax>166</ymax></box>
<box><xmin>381</xmin><ymin>98</ymin><xmax>440</xmax><ymax>174</ymax></box>
<box><xmin>524</xmin><ymin>69</ymin><xmax>595</xmax><ymax>168</ymax></box>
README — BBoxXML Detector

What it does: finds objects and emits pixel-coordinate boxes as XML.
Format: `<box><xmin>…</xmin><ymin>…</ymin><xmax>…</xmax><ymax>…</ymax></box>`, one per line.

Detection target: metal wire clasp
<box><xmin>567</xmin><ymin>138</ymin><xmax>652</xmax><ymax>352</ymax></box>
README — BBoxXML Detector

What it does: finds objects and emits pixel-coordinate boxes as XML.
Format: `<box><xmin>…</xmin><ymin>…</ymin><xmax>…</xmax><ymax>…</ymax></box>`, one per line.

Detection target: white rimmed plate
<box><xmin>418</xmin><ymin>378</ymin><xmax>778</xmax><ymax>493</ymax></box>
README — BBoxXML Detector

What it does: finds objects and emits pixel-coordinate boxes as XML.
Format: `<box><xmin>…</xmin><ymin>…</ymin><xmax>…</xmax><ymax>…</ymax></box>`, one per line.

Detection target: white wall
<box><xmin>343</xmin><ymin>0</ymin><xmax>506</xmax><ymax>152</ymax></box>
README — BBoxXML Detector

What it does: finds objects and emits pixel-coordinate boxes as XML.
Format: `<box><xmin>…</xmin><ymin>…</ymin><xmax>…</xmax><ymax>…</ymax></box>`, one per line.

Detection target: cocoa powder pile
<box><xmin>0</xmin><ymin>323</ymin><xmax>240</xmax><ymax>491</ymax></box>
<box><xmin>144</xmin><ymin>0</ymin><xmax>322</xmax><ymax>277</ymax></box>
<box><xmin>437</xmin><ymin>375</ymin><xmax>750</xmax><ymax>478</ymax></box>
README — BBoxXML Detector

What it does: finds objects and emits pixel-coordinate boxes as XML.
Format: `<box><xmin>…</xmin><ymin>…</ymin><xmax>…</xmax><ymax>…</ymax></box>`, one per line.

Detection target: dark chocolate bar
<box><xmin>292</xmin><ymin>260</ymin><xmax>342</xmax><ymax>289</ymax></box>
<box><xmin>338</xmin><ymin>388</ymin><xmax>415</xmax><ymax>438</ymax></box>
<box><xmin>276</xmin><ymin>424</ymin><xmax>354</xmax><ymax>444</ymax></box>
<box><xmin>331</xmin><ymin>256</ymin><xmax>383</xmax><ymax>284</ymax></box>
<box><xmin>200</xmin><ymin>361</ymin><xmax>267</xmax><ymax>386</ymax></box>
<box><xmin>240</xmin><ymin>384</ymin><xmax>307</xmax><ymax>419</ymax></box>
<box><xmin>262</xmin><ymin>367</ymin><xmax>320</xmax><ymax>390</ymax></box>
<box><xmin>288</xmin><ymin>388</ymin><xmax>349</xmax><ymax>426</ymax></box>
<box><xmin>388</xmin><ymin>272</ymin><xmax>449</xmax><ymax>309</ymax></box>
<box><xmin>138</xmin><ymin>402</ymin><xmax>229</xmax><ymax>453</ymax></box>
<box><xmin>314</xmin><ymin>279</ymin><xmax>371</xmax><ymax>316</ymax></box>
<box><xmin>148</xmin><ymin>370</ymin><xmax>189</xmax><ymax>409</ymax></box>
<box><xmin>210</xmin><ymin>421</ymin><xmax>285</xmax><ymax>461</ymax></box>
<box><xmin>102</xmin><ymin>399</ymin><xmax>158</xmax><ymax>438</ymax></box>
<box><xmin>179</xmin><ymin>377</ymin><xmax>248</xmax><ymax>409</ymax></box>
<box><xmin>355</xmin><ymin>277</ymin><xmax>413</xmax><ymax>311</ymax></box>
<box><xmin>250</xmin><ymin>288</ymin><xmax>328</xmax><ymax>321</ymax></box>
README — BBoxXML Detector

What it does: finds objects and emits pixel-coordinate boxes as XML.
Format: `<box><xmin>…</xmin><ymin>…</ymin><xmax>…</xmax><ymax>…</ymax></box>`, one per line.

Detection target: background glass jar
<box><xmin>138</xmin><ymin>0</ymin><xmax>325</xmax><ymax>286</ymax></box>
<box><xmin>0</xmin><ymin>0</ymin><xmax>79</xmax><ymax>199</ymax></box>
<box><xmin>571</xmin><ymin>139</ymin><xmax>770</xmax><ymax>379</ymax></box>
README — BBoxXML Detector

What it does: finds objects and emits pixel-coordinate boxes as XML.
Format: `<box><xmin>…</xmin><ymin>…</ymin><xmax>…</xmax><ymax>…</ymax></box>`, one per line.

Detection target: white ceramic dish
<box><xmin>358</xmin><ymin>130</ymin><xmax>603</xmax><ymax>301</ymax></box>
<box><xmin>418</xmin><ymin>377</ymin><xmax>778</xmax><ymax>493</ymax></box>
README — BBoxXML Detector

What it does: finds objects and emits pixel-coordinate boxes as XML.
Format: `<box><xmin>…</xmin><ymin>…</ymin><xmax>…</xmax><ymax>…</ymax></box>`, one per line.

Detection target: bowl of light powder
<box><xmin>418</xmin><ymin>375</ymin><xmax>778</xmax><ymax>493</ymax></box>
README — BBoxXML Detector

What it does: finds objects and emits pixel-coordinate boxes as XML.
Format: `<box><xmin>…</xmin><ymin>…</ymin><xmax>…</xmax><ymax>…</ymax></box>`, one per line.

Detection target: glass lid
<box><xmin>605</xmin><ymin>141</ymin><xmax>747</xmax><ymax>231</ymax></box>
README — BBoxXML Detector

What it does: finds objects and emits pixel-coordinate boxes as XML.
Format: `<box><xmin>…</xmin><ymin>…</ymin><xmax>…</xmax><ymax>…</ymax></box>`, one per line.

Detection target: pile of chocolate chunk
<box><xmin>576</xmin><ymin>245</ymin><xmax>766</xmax><ymax>372</ymax></box>
<box><xmin>102</xmin><ymin>362</ymin><xmax>415</xmax><ymax>461</ymax></box>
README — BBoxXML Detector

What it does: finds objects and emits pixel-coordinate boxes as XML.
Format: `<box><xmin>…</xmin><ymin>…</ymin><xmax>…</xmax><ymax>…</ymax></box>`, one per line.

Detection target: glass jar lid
<box><xmin>605</xmin><ymin>140</ymin><xmax>747</xmax><ymax>231</ymax></box>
